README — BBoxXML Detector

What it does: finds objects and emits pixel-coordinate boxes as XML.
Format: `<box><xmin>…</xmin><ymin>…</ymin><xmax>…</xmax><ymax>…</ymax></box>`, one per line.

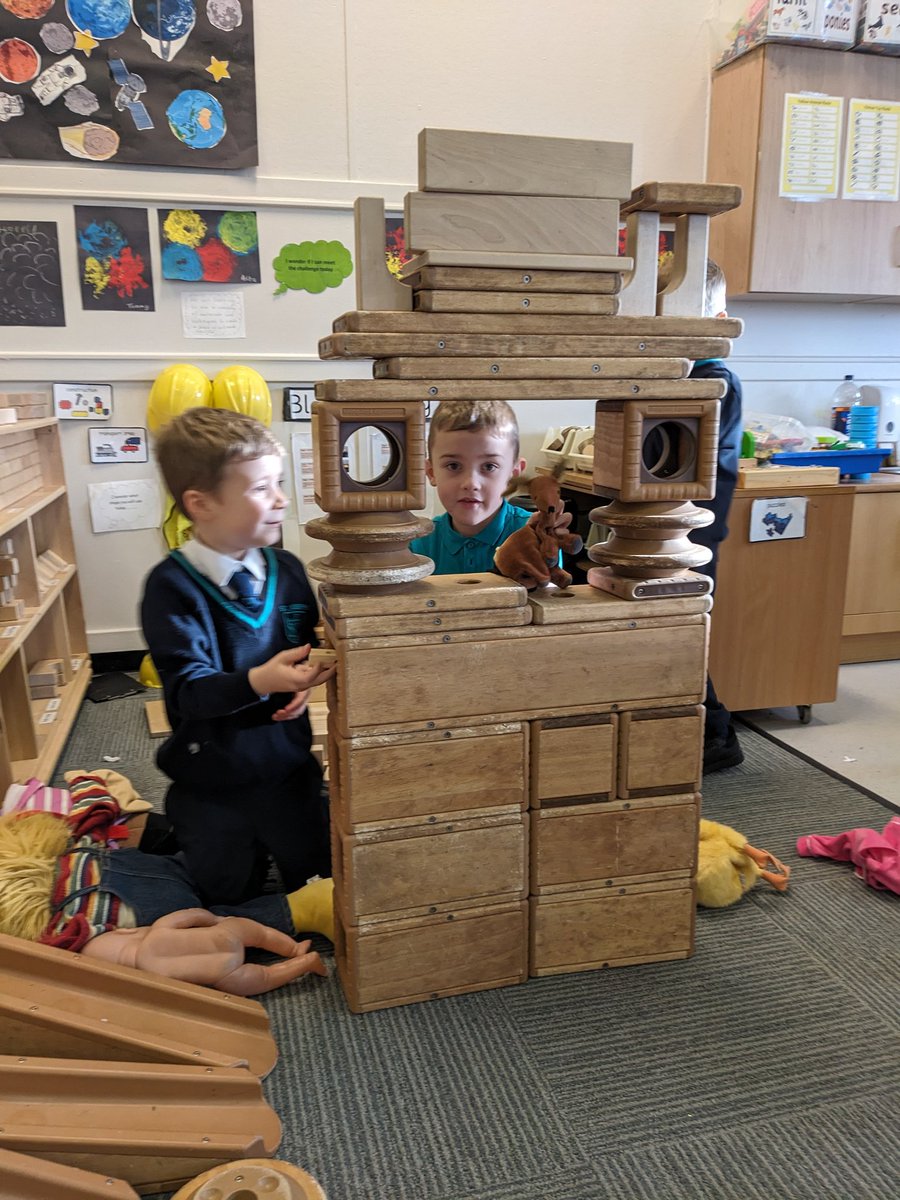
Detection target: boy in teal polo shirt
<box><xmin>410</xmin><ymin>400</ymin><xmax>532</xmax><ymax>574</ymax></box>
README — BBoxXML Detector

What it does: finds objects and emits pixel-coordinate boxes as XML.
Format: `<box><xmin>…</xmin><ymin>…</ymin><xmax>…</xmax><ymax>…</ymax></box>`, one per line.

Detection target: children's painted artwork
<box><xmin>0</xmin><ymin>219</ymin><xmax>65</xmax><ymax>326</ymax></box>
<box><xmin>0</xmin><ymin>0</ymin><xmax>257</xmax><ymax>169</ymax></box>
<box><xmin>88</xmin><ymin>425</ymin><xmax>148</xmax><ymax>462</ymax></box>
<box><xmin>53</xmin><ymin>382</ymin><xmax>112</xmax><ymax>419</ymax></box>
<box><xmin>75</xmin><ymin>205</ymin><xmax>154</xmax><ymax>311</ymax></box>
<box><xmin>617</xmin><ymin>224</ymin><xmax>675</xmax><ymax>273</ymax></box>
<box><xmin>159</xmin><ymin>207</ymin><xmax>260</xmax><ymax>282</ymax></box>
<box><xmin>272</xmin><ymin>240</ymin><xmax>353</xmax><ymax>296</ymax></box>
<box><xmin>385</xmin><ymin>216</ymin><xmax>411</xmax><ymax>279</ymax></box>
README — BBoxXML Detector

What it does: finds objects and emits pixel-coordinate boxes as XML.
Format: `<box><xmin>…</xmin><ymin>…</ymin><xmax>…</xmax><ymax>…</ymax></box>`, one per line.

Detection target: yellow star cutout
<box><xmin>74</xmin><ymin>28</ymin><xmax>99</xmax><ymax>56</ymax></box>
<box><xmin>205</xmin><ymin>56</ymin><xmax>231</xmax><ymax>83</ymax></box>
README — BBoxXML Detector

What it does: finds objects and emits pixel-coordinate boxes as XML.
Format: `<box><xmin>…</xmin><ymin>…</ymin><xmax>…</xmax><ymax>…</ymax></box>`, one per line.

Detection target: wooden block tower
<box><xmin>308</xmin><ymin>128</ymin><xmax>743</xmax><ymax>1012</ymax></box>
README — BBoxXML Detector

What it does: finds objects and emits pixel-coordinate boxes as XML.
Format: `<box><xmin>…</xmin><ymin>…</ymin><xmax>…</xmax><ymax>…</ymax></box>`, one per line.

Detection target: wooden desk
<box><xmin>841</xmin><ymin>472</ymin><xmax>900</xmax><ymax>664</ymax></box>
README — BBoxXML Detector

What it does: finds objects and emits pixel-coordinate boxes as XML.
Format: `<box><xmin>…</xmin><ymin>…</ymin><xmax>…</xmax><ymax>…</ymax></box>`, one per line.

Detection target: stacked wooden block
<box><xmin>0</xmin><ymin>543</ymin><xmax>23</xmax><ymax>622</ymax></box>
<box><xmin>0</xmin><ymin>391</ymin><xmax>52</xmax><ymax>422</ymax></box>
<box><xmin>0</xmin><ymin>429</ymin><xmax>44</xmax><ymax>511</ymax></box>
<box><xmin>311</xmin><ymin>128</ymin><xmax>743</xmax><ymax>1012</ymax></box>
<box><xmin>27</xmin><ymin>657</ymin><xmax>65</xmax><ymax>701</ymax></box>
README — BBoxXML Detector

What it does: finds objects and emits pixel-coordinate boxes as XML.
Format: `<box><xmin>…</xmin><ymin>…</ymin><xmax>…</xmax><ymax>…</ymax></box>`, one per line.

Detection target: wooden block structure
<box><xmin>308</xmin><ymin>129</ymin><xmax>745</xmax><ymax>1011</ymax></box>
<box><xmin>0</xmin><ymin>391</ymin><xmax>53</xmax><ymax>422</ymax></box>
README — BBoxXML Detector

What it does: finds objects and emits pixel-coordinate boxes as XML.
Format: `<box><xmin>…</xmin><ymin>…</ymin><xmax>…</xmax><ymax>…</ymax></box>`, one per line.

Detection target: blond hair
<box><xmin>155</xmin><ymin>408</ymin><xmax>283</xmax><ymax>516</ymax></box>
<box><xmin>427</xmin><ymin>400</ymin><xmax>520</xmax><ymax>459</ymax></box>
<box><xmin>705</xmin><ymin>259</ymin><xmax>727</xmax><ymax>318</ymax></box>
<box><xmin>0</xmin><ymin>811</ymin><xmax>70</xmax><ymax>941</ymax></box>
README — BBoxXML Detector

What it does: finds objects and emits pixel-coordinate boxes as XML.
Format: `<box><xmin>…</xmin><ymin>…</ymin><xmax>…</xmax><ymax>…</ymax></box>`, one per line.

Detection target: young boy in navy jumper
<box><xmin>141</xmin><ymin>408</ymin><xmax>337</xmax><ymax>917</ymax></box>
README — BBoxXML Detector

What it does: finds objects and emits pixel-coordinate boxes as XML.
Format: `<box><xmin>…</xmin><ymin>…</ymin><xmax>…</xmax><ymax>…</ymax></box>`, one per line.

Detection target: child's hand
<box><xmin>272</xmin><ymin>688</ymin><xmax>310</xmax><ymax>722</ymax></box>
<box><xmin>248</xmin><ymin>644</ymin><xmax>336</xmax><ymax>698</ymax></box>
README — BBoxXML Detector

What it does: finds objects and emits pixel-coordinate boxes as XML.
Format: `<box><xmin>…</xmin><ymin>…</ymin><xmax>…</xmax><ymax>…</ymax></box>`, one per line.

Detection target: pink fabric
<box><xmin>2</xmin><ymin>778</ymin><xmax>71</xmax><ymax>817</ymax></box>
<box><xmin>796</xmin><ymin>816</ymin><xmax>900</xmax><ymax>896</ymax></box>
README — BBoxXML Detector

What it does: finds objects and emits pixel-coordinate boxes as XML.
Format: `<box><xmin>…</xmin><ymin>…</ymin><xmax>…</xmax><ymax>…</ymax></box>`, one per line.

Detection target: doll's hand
<box><xmin>272</xmin><ymin>688</ymin><xmax>311</xmax><ymax>722</ymax></box>
<box><xmin>82</xmin><ymin>909</ymin><xmax>327</xmax><ymax>995</ymax></box>
<box><xmin>249</xmin><ymin>645</ymin><xmax>336</xmax><ymax>698</ymax></box>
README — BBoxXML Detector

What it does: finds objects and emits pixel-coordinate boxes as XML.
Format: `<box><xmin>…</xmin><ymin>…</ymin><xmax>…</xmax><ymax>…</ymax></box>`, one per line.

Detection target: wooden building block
<box><xmin>27</xmin><ymin>658</ymin><xmax>64</xmax><ymax>686</ymax></box>
<box><xmin>414</xmin><ymin>289</ymin><xmax>620</xmax><ymax>315</ymax></box>
<box><xmin>0</xmin><ymin>932</ymin><xmax>278</xmax><ymax>1076</ymax></box>
<box><xmin>622</xmin><ymin>181</ymin><xmax>743</xmax><ymax>216</ymax></box>
<box><xmin>0</xmin><ymin>555</ymin><xmax>19</xmax><ymax>574</ymax></box>
<box><xmin>0</xmin><ymin>409</ymin><xmax>18</xmax><ymax>425</ymax></box>
<box><xmin>592</xmin><ymin>397</ymin><xmax>722</xmax><ymax>502</ymax></box>
<box><xmin>145</xmin><ymin>698</ymin><xmax>171</xmax><ymax>738</ymax></box>
<box><xmin>657</xmin><ymin>212</ymin><xmax>710</xmax><ymax>317</ymax></box>
<box><xmin>530</xmin><ymin>793</ymin><xmax>699</xmax><ymax>892</ymax></box>
<box><xmin>404</xmin><ymin>193</ymin><xmax>621</xmax><ymax>257</ymax></box>
<box><xmin>618</xmin><ymin>210</ymin><xmax>661</xmax><ymax>317</ymax></box>
<box><xmin>418</xmin><ymin>128</ymin><xmax>633</xmax><ymax>199</ymax></box>
<box><xmin>0</xmin><ymin>1056</ymin><xmax>280</xmax><ymax>1195</ymax></box>
<box><xmin>617</xmin><ymin>707</ymin><xmax>703</xmax><ymax>798</ymax></box>
<box><xmin>400</xmin><ymin>249</ymin><xmax>630</xmax><ymax>274</ymax></box>
<box><xmin>334</xmin><ymin>812</ymin><xmax>528</xmax><ymax>921</ymax></box>
<box><xmin>353</xmin><ymin>196</ymin><xmax>413</xmax><ymax>312</ymax></box>
<box><xmin>332</xmin><ymin>723</ymin><xmax>528</xmax><ymax>831</ymax></box>
<box><xmin>403</xmin><ymin>264</ymin><xmax>622</xmax><ymax>293</ymax></box>
<box><xmin>320</xmin><ymin>331</ymin><xmax>734</xmax><ymax>361</ymax></box>
<box><xmin>319</xmin><ymin>573</ymin><xmax>526</xmax><ymax>618</ymax></box>
<box><xmin>737</xmin><ymin>465</ymin><xmax>841</xmax><ymax>488</ymax></box>
<box><xmin>529</xmin><ymin>881</ymin><xmax>695</xmax><ymax>975</ymax></box>
<box><xmin>0</xmin><ymin>599</ymin><xmax>24</xmax><ymax>621</ymax></box>
<box><xmin>0</xmin><ymin>1146</ymin><xmax>141</xmax><ymax>1200</ymax></box>
<box><xmin>317</xmin><ymin>378</ymin><xmax>728</xmax><ymax>404</ymax></box>
<box><xmin>324</xmin><ymin>600</ymin><xmax>531</xmax><ymax>638</ymax></box>
<box><xmin>311</xmin><ymin>399</ymin><xmax>426</xmax><ymax>512</ymax></box>
<box><xmin>29</xmin><ymin>683</ymin><xmax>60</xmax><ymax>700</ymax></box>
<box><xmin>331</xmin><ymin>312</ymin><xmax>743</xmax><ymax>338</ymax></box>
<box><xmin>530</xmin><ymin>715</ymin><xmax>617</xmax><ymax>806</ymax></box>
<box><xmin>308</xmin><ymin>647</ymin><xmax>337</xmax><ymax>665</ymax></box>
<box><xmin>335</xmin><ymin>900</ymin><xmax>528</xmax><ymax>1012</ymax></box>
<box><xmin>171</xmin><ymin>1160</ymin><xmax>328</xmax><ymax>1200</ymax></box>
<box><xmin>527</xmin><ymin>582</ymin><xmax>712</xmax><ymax>625</ymax></box>
<box><xmin>334</xmin><ymin>622</ymin><xmax>707</xmax><ymax>735</ymax></box>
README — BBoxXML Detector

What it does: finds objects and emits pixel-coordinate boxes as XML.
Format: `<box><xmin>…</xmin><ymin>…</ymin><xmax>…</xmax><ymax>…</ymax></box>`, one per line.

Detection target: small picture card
<box><xmin>89</xmin><ymin>427</ymin><xmax>148</xmax><ymax>463</ymax></box>
<box><xmin>749</xmin><ymin>496</ymin><xmax>808</xmax><ymax>542</ymax></box>
<box><xmin>283</xmin><ymin>385</ymin><xmax>315</xmax><ymax>421</ymax></box>
<box><xmin>54</xmin><ymin>383</ymin><xmax>112</xmax><ymax>420</ymax></box>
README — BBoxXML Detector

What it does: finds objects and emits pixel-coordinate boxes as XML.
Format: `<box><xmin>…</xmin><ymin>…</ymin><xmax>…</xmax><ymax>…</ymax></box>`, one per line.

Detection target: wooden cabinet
<box><xmin>841</xmin><ymin>474</ymin><xmax>900</xmax><ymax>662</ymax></box>
<box><xmin>0</xmin><ymin>418</ymin><xmax>91</xmax><ymax>795</ymax></box>
<box><xmin>708</xmin><ymin>44</ymin><xmax>900</xmax><ymax>300</ymax></box>
<box><xmin>708</xmin><ymin>484</ymin><xmax>854</xmax><ymax>713</ymax></box>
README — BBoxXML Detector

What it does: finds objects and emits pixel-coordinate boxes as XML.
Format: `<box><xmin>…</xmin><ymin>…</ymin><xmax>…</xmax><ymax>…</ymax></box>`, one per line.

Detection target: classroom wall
<box><xmin>2</xmin><ymin>1</ymin><xmax>898</xmax><ymax>651</ymax></box>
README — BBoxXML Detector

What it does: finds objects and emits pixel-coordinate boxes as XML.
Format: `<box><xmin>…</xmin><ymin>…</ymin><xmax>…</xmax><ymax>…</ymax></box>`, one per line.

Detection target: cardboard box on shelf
<box><xmin>854</xmin><ymin>0</ymin><xmax>900</xmax><ymax>54</ymax></box>
<box><xmin>717</xmin><ymin>0</ymin><xmax>860</xmax><ymax>68</ymax></box>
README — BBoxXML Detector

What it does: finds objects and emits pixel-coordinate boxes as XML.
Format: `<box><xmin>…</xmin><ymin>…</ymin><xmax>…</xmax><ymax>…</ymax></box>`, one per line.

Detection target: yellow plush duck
<box><xmin>697</xmin><ymin>819</ymin><xmax>791</xmax><ymax>908</ymax></box>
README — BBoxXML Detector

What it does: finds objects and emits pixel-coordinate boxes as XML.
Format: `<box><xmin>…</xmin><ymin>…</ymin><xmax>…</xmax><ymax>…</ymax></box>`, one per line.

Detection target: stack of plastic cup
<box><xmin>847</xmin><ymin>404</ymin><xmax>879</xmax><ymax>448</ymax></box>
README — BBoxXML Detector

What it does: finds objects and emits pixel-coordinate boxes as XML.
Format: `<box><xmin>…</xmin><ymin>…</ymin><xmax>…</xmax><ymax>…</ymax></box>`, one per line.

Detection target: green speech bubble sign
<box><xmin>272</xmin><ymin>239</ymin><xmax>353</xmax><ymax>295</ymax></box>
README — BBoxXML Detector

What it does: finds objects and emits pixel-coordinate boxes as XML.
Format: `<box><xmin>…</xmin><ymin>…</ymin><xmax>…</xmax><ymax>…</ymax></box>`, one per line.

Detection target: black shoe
<box><xmin>703</xmin><ymin>729</ymin><xmax>744</xmax><ymax>774</ymax></box>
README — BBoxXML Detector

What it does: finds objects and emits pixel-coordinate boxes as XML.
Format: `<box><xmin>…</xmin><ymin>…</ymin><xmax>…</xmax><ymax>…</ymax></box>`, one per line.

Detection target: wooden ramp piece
<box><xmin>0</xmin><ymin>1147</ymin><xmax>140</xmax><ymax>1200</ymax></box>
<box><xmin>0</xmin><ymin>1055</ymin><xmax>280</xmax><ymax>1196</ymax></box>
<box><xmin>0</xmin><ymin>932</ymin><xmax>279</xmax><ymax>1078</ymax></box>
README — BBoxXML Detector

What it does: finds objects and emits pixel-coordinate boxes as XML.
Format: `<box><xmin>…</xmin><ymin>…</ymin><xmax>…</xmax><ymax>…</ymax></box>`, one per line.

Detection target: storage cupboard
<box><xmin>708</xmin><ymin>44</ymin><xmax>900</xmax><ymax>300</ymax></box>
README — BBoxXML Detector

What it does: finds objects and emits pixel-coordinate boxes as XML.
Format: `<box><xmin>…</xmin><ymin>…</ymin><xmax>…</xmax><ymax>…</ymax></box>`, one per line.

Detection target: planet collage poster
<box><xmin>0</xmin><ymin>1</ymin><xmax>257</xmax><ymax>169</ymax></box>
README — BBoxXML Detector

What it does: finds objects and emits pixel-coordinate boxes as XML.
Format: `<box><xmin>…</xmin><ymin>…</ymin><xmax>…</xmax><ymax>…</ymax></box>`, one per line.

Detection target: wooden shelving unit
<box><xmin>0</xmin><ymin>416</ymin><xmax>91</xmax><ymax>795</ymax></box>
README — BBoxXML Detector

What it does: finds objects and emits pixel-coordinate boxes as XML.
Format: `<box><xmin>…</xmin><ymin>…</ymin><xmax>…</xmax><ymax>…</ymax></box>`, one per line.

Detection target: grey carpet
<box><xmin>51</xmin><ymin>691</ymin><xmax>900</xmax><ymax>1200</ymax></box>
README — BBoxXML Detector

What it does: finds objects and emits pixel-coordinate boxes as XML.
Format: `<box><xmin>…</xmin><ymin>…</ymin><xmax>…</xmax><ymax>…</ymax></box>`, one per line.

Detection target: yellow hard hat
<box><xmin>139</xmin><ymin>653</ymin><xmax>162</xmax><ymax>689</ymax></box>
<box><xmin>147</xmin><ymin>364</ymin><xmax>212</xmax><ymax>433</ymax></box>
<box><xmin>211</xmin><ymin>364</ymin><xmax>272</xmax><ymax>426</ymax></box>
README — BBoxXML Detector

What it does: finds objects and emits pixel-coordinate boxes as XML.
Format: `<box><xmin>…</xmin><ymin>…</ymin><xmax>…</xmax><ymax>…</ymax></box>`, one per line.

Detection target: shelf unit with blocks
<box><xmin>0</xmin><ymin>417</ymin><xmax>91</xmax><ymax>795</ymax></box>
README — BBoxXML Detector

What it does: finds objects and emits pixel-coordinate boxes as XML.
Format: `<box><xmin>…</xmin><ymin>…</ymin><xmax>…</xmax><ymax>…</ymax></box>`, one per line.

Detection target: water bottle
<box><xmin>830</xmin><ymin>374</ymin><xmax>862</xmax><ymax>435</ymax></box>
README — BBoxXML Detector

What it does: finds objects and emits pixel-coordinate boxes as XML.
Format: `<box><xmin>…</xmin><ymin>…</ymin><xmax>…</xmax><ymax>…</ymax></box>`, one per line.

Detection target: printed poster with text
<box><xmin>842</xmin><ymin>98</ymin><xmax>900</xmax><ymax>202</ymax></box>
<box><xmin>779</xmin><ymin>93</ymin><xmax>844</xmax><ymax>200</ymax></box>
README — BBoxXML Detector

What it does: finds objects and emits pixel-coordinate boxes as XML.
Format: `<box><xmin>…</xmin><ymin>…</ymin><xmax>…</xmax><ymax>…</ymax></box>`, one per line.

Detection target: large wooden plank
<box><xmin>319</xmin><ymin>573</ymin><xmax>526</xmax><ymax>618</ymax></box>
<box><xmin>332</xmin><ymin>310</ymin><xmax>742</xmax><ymax>337</ymax></box>
<box><xmin>622</xmin><ymin>181</ymin><xmax>742</xmax><ymax>216</ymax></box>
<box><xmin>405</xmin><ymin>192</ymin><xmax>620</xmax><ymax>257</ymax></box>
<box><xmin>324</xmin><ymin>602</ymin><xmax>532</xmax><ymax>638</ymax></box>
<box><xmin>404</xmin><ymin>265</ymin><xmax>622</xmax><ymax>293</ymax></box>
<box><xmin>418</xmin><ymin>128</ymin><xmax>633</xmax><ymax>199</ymax></box>
<box><xmin>528</xmin><ymin>583</ymin><xmax>711</xmax><ymax>624</ymax></box>
<box><xmin>371</xmin><ymin>355</ymin><xmax>692</xmax><ymax>379</ymax></box>
<box><xmin>317</xmin><ymin>378</ymin><xmax>725</xmax><ymax>402</ymax></box>
<box><xmin>320</xmin><ymin>332</ymin><xmax>733</xmax><ymax>360</ymax></box>
<box><xmin>337</xmin><ymin>623</ymin><xmax>707</xmax><ymax>733</ymax></box>
<box><xmin>415</xmin><ymin>289</ymin><xmax>619</xmax><ymax>315</ymax></box>
<box><xmin>399</xmin><ymin>249</ymin><xmax>630</xmax><ymax>276</ymax></box>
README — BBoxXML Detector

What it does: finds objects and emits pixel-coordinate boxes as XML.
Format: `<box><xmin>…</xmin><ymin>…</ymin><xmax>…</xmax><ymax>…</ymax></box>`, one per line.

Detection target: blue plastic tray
<box><xmin>771</xmin><ymin>448</ymin><xmax>891</xmax><ymax>477</ymax></box>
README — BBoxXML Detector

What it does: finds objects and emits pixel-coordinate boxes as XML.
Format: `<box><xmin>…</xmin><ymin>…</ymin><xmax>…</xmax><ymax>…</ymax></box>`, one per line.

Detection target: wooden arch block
<box><xmin>311</xmin><ymin>400</ymin><xmax>426</xmax><ymax>512</ymax></box>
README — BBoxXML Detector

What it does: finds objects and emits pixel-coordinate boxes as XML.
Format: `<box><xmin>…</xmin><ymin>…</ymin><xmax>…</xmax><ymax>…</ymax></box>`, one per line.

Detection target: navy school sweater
<box><xmin>140</xmin><ymin>547</ymin><xmax>320</xmax><ymax>791</ymax></box>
